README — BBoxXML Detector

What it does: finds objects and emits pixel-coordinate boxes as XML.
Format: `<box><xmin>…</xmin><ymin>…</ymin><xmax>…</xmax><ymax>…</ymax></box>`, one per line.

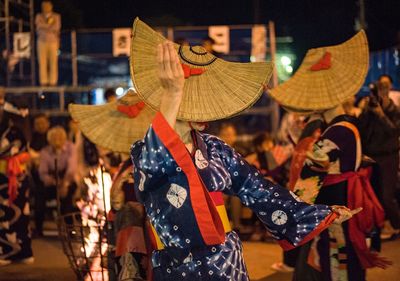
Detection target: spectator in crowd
<box><xmin>38</xmin><ymin>126</ymin><xmax>78</xmax><ymax>227</ymax></box>
<box><xmin>342</xmin><ymin>96</ymin><xmax>362</xmax><ymax>117</ymax></box>
<box><xmin>246</xmin><ymin>133</ymin><xmax>280</xmax><ymax>182</ymax></box>
<box><xmin>359</xmin><ymin>75</ymin><xmax>400</xmax><ymax>240</ymax></box>
<box><xmin>0</xmin><ymin>48</ymin><xmax>19</xmax><ymax>86</ymax></box>
<box><xmin>277</xmin><ymin>112</ymin><xmax>305</xmax><ymax>145</ymax></box>
<box><xmin>35</xmin><ymin>0</ymin><xmax>61</xmax><ymax>86</ymax></box>
<box><xmin>29</xmin><ymin>114</ymin><xmax>50</xmax><ymax>236</ymax></box>
<box><xmin>104</xmin><ymin>88</ymin><xmax>117</xmax><ymax>103</ymax></box>
<box><xmin>383</xmin><ymin>74</ymin><xmax>400</xmax><ymax>107</ymax></box>
<box><xmin>218</xmin><ymin>123</ymin><xmax>243</xmax><ymax>233</ymax></box>
<box><xmin>30</xmin><ymin>114</ymin><xmax>50</xmax><ymax>153</ymax></box>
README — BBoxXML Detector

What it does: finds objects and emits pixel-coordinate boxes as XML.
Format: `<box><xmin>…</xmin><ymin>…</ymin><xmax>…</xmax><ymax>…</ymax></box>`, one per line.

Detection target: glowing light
<box><xmin>285</xmin><ymin>66</ymin><xmax>293</xmax><ymax>73</ymax></box>
<box><xmin>116</xmin><ymin>87</ymin><xmax>124</xmax><ymax>96</ymax></box>
<box><xmin>280</xmin><ymin>56</ymin><xmax>292</xmax><ymax>66</ymax></box>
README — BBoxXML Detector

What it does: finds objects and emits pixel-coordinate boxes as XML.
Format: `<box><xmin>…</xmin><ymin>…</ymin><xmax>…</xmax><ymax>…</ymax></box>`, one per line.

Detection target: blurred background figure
<box><xmin>246</xmin><ymin>133</ymin><xmax>282</xmax><ymax>183</ymax></box>
<box><xmin>0</xmin><ymin>90</ymin><xmax>33</xmax><ymax>266</ymax></box>
<box><xmin>342</xmin><ymin>96</ymin><xmax>362</xmax><ymax>117</ymax></box>
<box><xmin>383</xmin><ymin>75</ymin><xmax>400</xmax><ymax>107</ymax></box>
<box><xmin>38</xmin><ymin>126</ymin><xmax>78</xmax><ymax>231</ymax></box>
<box><xmin>35</xmin><ymin>0</ymin><xmax>61</xmax><ymax>86</ymax></box>
<box><xmin>29</xmin><ymin>114</ymin><xmax>50</xmax><ymax>237</ymax></box>
<box><xmin>218</xmin><ymin>123</ymin><xmax>244</xmax><ymax>233</ymax></box>
<box><xmin>104</xmin><ymin>88</ymin><xmax>117</xmax><ymax>103</ymax></box>
<box><xmin>359</xmin><ymin>74</ymin><xmax>400</xmax><ymax>240</ymax></box>
<box><xmin>277</xmin><ymin>112</ymin><xmax>305</xmax><ymax>145</ymax></box>
<box><xmin>0</xmin><ymin>48</ymin><xmax>19</xmax><ymax>87</ymax></box>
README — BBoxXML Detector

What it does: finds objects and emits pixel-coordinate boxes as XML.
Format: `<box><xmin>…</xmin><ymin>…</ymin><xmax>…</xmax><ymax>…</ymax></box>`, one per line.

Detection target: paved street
<box><xmin>0</xmin><ymin>237</ymin><xmax>399</xmax><ymax>281</ymax></box>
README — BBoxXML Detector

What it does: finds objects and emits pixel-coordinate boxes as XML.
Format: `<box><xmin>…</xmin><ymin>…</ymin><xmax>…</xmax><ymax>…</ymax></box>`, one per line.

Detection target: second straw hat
<box><xmin>269</xmin><ymin>30</ymin><xmax>369</xmax><ymax>111</ymax></box>
<box><xmin>130</xmin><ymin>17</ymin><xmax>274</xmax><ymax>122</ymax></box>
<box><xmin>69</xmin><ymin>89</ymin><xmax>155</xmax><ymax>153</ymax></box>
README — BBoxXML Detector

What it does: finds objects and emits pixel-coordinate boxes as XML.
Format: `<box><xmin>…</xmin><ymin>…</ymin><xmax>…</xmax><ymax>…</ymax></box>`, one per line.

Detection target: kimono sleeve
<box><xmin>213</xmin><ymin>138</ymin><xmax>337</xmax><ymax>250</ymax></box>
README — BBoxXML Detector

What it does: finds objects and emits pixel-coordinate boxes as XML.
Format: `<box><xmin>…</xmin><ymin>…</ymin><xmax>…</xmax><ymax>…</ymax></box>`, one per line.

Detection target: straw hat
<box><xmin>269</xmin><ymin>30</ymin><xmax>369</xmax><ymax>111</ymax></box>
<box><xmin>130</xmin><ymin>17</ymin><xmax>274</xmax><ymax>122</ymax></box>
<box><xmin>68</xmin><ymin>89</ymin><xmax>155</xmax><ymax>153</ymax></box>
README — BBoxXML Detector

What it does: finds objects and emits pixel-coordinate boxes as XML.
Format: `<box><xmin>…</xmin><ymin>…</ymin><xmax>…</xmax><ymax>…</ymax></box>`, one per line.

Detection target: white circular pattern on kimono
<box><xmin>233</xmin><ymin>171</ymin><xmax>239</xmax><ymax>176</ymax></box>
<box><xmin>138</xmin><ymin>170</ymin><xmax>146</xmax><ymax>191</ymax></box>
<box><xmin>166</xmin><ymin>184</ymin><xmax>187</xmax><ymax>209</ymax></box>
<box><xmin>166</xmin><ymin>268</ymin><xmax>171</xmax><ymax>273</ymax></box>
<box><xmin>173</xmin><ymin>225</ymin><xmax>178</xmax><ymax>230</ymax></box>
<box><xmin>176</xmin><ymin>167</ymin><xmax>182</xmax><ymax>172</ymax></box>
<box><xmin>182</xmin><ymin>272</ymin><xmax>186</xmax><ymax>277</ymax></box>
<box><xmin>209</xmin><ymin>270</ymin><xmax>214</xmax><ymax>275</ymax></box>
<box><xmin>211</xmin><ymin>247</ymin><xmax>216</xmax><ymax>253</ymax></box>
<box><xmin>195</xmin><ymin>149</ymin><xmax>209</xmax><ymax>169</ymax></box>
<box><xmin>271</xmin><ymin>210</ymin><xmax>288</xmax><ymax>225</ymax></box>
<box><xmin>185</xmin><ymin>238</ymin><xmax>191</xmax><ymax>244</ymax></box>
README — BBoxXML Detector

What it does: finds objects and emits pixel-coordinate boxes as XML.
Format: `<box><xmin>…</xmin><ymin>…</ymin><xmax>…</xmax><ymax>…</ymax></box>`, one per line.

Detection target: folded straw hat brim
<box><xmin>269</xmin><ymin>30</ymin><xmax>369</xmax><ymax>111</ymax></box>
<box><xmin>68</xmin><ymin>90</ymin><xmax>154</xmax><ymax>153</ymax></box>
<box><xmin>130</xmin><ymin>17</ymin><xmax>274</xmax><ymax>122</ymax></box>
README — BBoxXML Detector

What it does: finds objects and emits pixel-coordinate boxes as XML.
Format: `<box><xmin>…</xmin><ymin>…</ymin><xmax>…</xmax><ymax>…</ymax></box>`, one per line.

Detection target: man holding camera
<box><xmin>359</xmin><ymin>74</ymin><xmax>400</xmax><ymax>240</ymax></box>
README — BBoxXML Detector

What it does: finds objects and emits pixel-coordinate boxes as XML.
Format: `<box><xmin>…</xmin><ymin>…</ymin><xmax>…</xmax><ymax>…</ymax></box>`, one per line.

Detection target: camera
<box><xmin>368</xmin><ymin>82</ymin><xmax>381</xmax><ymax>107</ymax></box>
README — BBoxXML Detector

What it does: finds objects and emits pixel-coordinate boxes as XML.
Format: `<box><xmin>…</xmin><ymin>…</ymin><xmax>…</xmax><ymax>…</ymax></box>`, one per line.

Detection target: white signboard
<box><xmin>112</xmin><ymin>28</ymin><xmax>131</xmax><ymax>57</ymax></box>
<box><xmin>251</xmin><ymin>25</ymin><xmax>267</xmax><ymax>61</ymax></box>
<box><xmin>13</xmin><ymin>32</ymin><xmax>30</xmax><ymax>58</ymax></box>
<box><xmin>208</xmin><ymin>26</ymin><xmax>230</xmax><ymax>54</ymax></box>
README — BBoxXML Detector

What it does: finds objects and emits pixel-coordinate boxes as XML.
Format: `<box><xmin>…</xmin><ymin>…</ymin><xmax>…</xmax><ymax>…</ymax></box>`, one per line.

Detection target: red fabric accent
<box><xmin>115</xmin><ymin>226</ymin><xmax>147</xmax><ymax>256</ymax></box>
<box><xmin>278</xmin><ymin>212</ymin><xmax>337</xmax><ymax>251</ymax></box>
<box><xmin>310</xmin><ymin>52</ymin><xmax>332</xmax><ymax>71</ymax></box>
<box><xmin>107</xmin><ymin>210</ymin><xmax>115</xmax><ymax>222</ymax></box>
<box><xmin>323</xmin><ymin>168</ymin><xmax>386</xmax><ymax>269</ymax></box>
<box><xmin>152</xmin><ymin>112</ymin><xmax>225</xmax><ymax>245</ymax></box>
<box><xmin>288</xmin><ymin>135</ymin><xmax>320</xmax><ymax>190</ymax></box>
<box><xmin>6</xmin><ymin>153</ymin><xmax>30</xmax><ymax>204</ymax></box>
<box><xmin>181</xmin><ymin>63</ymin><xmax>206</xmax><ymax>79</ymax></box>
<box><xmin>117</xmin><ymin>102</ymin><xmax>146</xmax><ymax>118</ymax></box>
<box><xmin>209</xmin><ymin>191</ymin><xmax>224</xmax><ymax>206</ymax></box>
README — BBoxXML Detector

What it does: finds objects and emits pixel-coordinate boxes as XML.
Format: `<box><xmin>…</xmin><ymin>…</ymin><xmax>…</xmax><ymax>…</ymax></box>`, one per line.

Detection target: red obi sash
<box><xmin>323</xmin><ymin>167</ymin><xmax>386</xmax><ymax>269</ymax></box>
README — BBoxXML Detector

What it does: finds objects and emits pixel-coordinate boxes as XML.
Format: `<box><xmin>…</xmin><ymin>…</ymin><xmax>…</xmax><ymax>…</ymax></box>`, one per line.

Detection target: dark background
<box><xmin>36</xmin><ymin>0</ymin><xmax>400</xmax><ymax>69</ymax></box>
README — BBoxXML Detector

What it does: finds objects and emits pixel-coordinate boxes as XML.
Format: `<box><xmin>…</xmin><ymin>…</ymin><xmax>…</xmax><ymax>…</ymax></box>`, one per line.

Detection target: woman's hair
<box><xmin>47</xmin><ymin>126</ymin><xmax>67</xmax><ymax>144</ymax></box>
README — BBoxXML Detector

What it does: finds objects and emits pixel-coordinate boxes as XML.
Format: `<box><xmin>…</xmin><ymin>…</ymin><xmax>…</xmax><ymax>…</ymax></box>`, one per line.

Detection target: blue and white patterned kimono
<box><xmin>131</xmin><ymin>113</ymin><xmax>336</xmax><ymax>281</ymax></box>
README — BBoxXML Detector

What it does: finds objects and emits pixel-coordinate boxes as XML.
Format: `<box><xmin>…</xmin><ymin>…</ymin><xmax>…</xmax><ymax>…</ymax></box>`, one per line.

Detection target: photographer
<box><xmin>359</xmin><ymin>74</ymin><xmax>400</xmax><ymax>239</ymax></box>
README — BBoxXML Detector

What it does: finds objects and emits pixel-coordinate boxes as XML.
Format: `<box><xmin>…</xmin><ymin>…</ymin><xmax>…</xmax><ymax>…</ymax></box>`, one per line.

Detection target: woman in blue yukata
<box><xmin>128</xmin><ymin>18</ymin><xmax>361</xmax><ymax>281</ymax></box>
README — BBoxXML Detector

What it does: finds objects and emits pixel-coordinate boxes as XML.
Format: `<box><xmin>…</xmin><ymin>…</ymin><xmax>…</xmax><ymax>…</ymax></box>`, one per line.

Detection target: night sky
<box><xmin>40</xmin><ymin>0</ymin><xmax>400</xmax><ymax>63</ymax></box>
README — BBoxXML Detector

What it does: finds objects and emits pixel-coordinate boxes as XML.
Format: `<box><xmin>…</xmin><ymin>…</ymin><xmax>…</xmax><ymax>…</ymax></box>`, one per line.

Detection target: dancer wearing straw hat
<box><xmin>128</xmin><ymin>18</ymin><xmax>362</xmax><ymax>281</ymax></box>
<box><xmin>269</xmin><ymin>31</ymin><xmax>391</xmax><ymax>281</ymax></box>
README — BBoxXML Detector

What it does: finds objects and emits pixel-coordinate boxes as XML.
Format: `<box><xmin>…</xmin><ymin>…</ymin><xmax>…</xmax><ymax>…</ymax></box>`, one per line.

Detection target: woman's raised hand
<box><xmin>157</xmin><ymin>41</ymin><xmax>184</xmax><ymax>97</ymax></box>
